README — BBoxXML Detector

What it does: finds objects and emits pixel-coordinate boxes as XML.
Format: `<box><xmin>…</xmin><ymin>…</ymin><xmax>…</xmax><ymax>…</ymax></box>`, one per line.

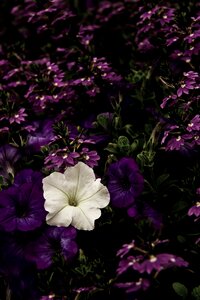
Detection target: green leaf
<box><xmin>117</xmin><ymin>136</ymin><xmax>130</xmax><ymax>151</ymax></box>
<box><xmin>97</xmin><ymin>113</ymin><xmax>110</xmax><ymax>130</ymax></box>
<box><xmin>192</xmin><ymin>285</ymin><xmax>200</xmax><ymax>300</ymax></box>
<box><xmin>113</xmin><ymin>116</ymin><xmax>122</xmax><ymax>130</ymax></box>
<box><xmin>156</xmin><ymin>174</ymin><xmax>170</xmax><ymax>186</ymax></box>
<box><xmin>172</xmin><ymin>282</ymin><xmax>188</xmax><ymax>299</ymax></box>
<box><xmin>105</xmin><ymin>143</ymin><xmax>119</xmax><ymax>154</ymax></box>
<box><xmin>130</xmin><ymin>140</ymin><xmax>139</xmax><ymax>152</ymax></box>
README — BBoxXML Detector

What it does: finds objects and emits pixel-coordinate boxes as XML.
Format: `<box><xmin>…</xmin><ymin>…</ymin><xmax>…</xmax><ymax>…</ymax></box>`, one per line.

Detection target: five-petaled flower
<box><xmin>43</xmin><ymin>162</ymin><xmax>110</xmax><ymax>230</ymax></box>
<box><xmin>107</xmin><ymin>157</ymin><xmax>144</xmax><ymax>208</ymax></box>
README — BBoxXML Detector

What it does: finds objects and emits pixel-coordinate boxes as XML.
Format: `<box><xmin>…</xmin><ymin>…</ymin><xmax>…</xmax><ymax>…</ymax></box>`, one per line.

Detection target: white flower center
<box><xmin>68</xmin><ymin>196</ymin><xmax>77</xmax><ymax>206</ymax></box>
<box><xmin>150</xmin><ymin>256</ymin><xmax>157</xmax><ymax>262</ymax></box>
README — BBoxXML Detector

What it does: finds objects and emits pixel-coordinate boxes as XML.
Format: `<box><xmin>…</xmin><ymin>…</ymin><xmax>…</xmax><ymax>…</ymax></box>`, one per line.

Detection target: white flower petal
<box><xmin>43</xmin><ymin>172</ymin><xmax>69</xmax><ymax>213</ymax></box>
<box><xmin>71</xmin><ymin>206</ymin><xmax>101</xmax><ymax>230</ymax></box>
<box><xmin>43</xmin><ymin>162</ymin><xmax>110</xmax><ymax>230</ymax></box>
<box><xmin>46</xmin><ymin>206</ymin><xmax>74</xmax><ymax>227</ymax></box>
<box><xmin>78</xmin><ymin>178</ymin><xmax>110</xmax><ymax>208</ymax></box>
<box><xmin>63</xmin><ymin>162</ymin><xmax>96</xmax><ymax>200</ymax></box>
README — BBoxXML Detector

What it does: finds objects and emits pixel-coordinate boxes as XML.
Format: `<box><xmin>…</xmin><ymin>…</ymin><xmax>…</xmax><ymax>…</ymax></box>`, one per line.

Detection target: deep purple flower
<box><xmin>107</xmin><ymin>157</ymin><xmax>144</xmax><ymax>208</ymax></box>
<box><xmin>0</xmin><ymin>232</ymin><xmax>40</xmax><ymax>299</ymax></box>
<box><xmin>14</xmin><ymin>169</ymin><xmax>44</xmax><ymax>186</ymax></box>
<box><xmin>27</xmin><ymin>120</ymin><xmax>55</xmax><ymax>152</ymax></box>
<box><xmin>28</xmin><ymin>226</ymin><xmax>78</xmax><ymax>269</ymax></box>
<box><xmin>143</xmin><ymin>204</ymin><xmax>163</xmax><ymax>230</ymax></box>
<box><xmin>0</xmin><ymin>170</ymin><xmax>46</xmax><ymax>232</ymax></box>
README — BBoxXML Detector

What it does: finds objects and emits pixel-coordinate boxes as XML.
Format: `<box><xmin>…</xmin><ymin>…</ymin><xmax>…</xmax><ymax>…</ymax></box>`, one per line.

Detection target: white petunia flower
<box><xmin>43</xmin><ymin>162</ymin><xmax>110</xmax><ymax>230</ymax></box>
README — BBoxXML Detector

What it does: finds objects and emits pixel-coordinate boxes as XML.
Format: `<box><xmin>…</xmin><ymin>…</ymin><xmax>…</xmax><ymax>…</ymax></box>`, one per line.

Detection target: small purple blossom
<box><xmin>80</xmin><ymin>148</ymin><xmax>100</xmax><ymax>167</ymax></box>
<box><xmin>115</xmin><ymin>278</ymin><xmax>150</xmax><ymax>293</ymax></box>
<box><xmin>44</xmin><ymin>149</ymin><xmax>80</xmax><ymax>171</ymax></box>
<box><xmin>9</xmin><ymin>108</ymin><xmax>27</xmax><ymax>124</ymax></box>
<box><xmin>165</xmin><ymin>136</ymin><xmax>184</xmax><ymax>151</ymax></box>
<box><xmin>117</xmin><ymin>240</ymin><xmax>135</xmax><ymax>258</ymax></box>
<box><xmin>117</xmin><ymin>255</ymin><xmax>143</xmax><ymax>275</ymax></box>
<box><xmin>186</xmin><ymin>115</ymin><xmax>200</xmax><ymax>132</ymax></box>
<box><xmin>136</xmin><ymin>254</ymin><xmax>188</xmax><ymax>274</ymax></box>
<box><xmin>177</xmin><ymin>81</ymin><xmax>195</xmax><ymax>97</ymax></box>
<box><xmin>117</xmin><ymin>253</ymin><xmax>188</xmax><ymax>276</ymax></box>
<box><xmin>188</xmin><ymin>202</ymin><xmax>200</xmax><ymax>217</ymax></box>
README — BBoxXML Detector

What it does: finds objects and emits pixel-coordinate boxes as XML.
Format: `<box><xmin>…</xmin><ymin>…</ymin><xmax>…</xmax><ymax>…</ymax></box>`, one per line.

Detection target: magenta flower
<box><xmin>186</xmin><ymin>115</ymin><xmax>200</xmax><ymax>132</ymax></box>
<box><xmin>188</xmin><ymin>202</ymin><xmax>200</xmax><ymax>217</ymax></box>
<box><xmin>80</xmin><ymin>147</ymin><xmax>100</xmax><ymax>167</ymax></box>
<box><xmin>165</xmin><ymin>136</ymin><xmax>184</xmax><ymax>151</ymax></box>
<box><xmin>9</xmin><ymin>108</ymin><xmax>27</xmax><ymax>124</ymax></box>
<box><xmin>44</xmin><ymin>149</ymin><xmax>80</xmax><ymax>171</ymax></box>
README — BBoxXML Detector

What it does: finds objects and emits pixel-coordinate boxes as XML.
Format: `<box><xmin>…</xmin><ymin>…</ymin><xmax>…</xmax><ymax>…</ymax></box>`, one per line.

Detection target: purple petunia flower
<box><xmin>143</xmin><ymin>203</ymin><xmax>163</xmax><ymax>230</ymax></box>
<box><xmin>107</xmin><ymin>157</ymin><xmax>144</xmax><ymax>208</ymax></box>
<box><xmin>27</xmin><ymin>119</ymin><xmax>55</xmax><ymax>152</ymax></box>
<box><xmin>0</xmin><ymin>232</ymin><xmax>41</xmax><ymax>299</ymax></box>
<box><xmin>0</xmin><ymin>169</ymin><xmax>46</xmax><ymax>232</ymax></box>
<box><xmin>28</xmin><ymin>226</ymin><xmax>78</xmax><ymax>269</ymax></box>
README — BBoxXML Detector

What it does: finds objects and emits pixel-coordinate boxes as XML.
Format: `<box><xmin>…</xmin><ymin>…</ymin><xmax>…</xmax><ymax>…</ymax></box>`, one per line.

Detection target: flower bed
<box><xmin>0</xmin><ymin>1</ymin><xmax>200</xmax><ymax>299</ymax></box>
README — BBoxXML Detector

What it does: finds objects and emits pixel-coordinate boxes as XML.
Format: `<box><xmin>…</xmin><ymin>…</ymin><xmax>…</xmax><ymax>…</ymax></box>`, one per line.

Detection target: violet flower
<box><xmin>107</xmin><ymin>157</ymin><xmax>144</xmax><ymax>208</ymax></box>
<box><xmin>0</xmin><ymin>169</ymin><xmax>46</xmax><ymax>232</ymax></box>
<box><xmin>27</xmin><ymin>119</ymin><xmax>55</xmax><ymax>152</ymax></box>
<box><xmin>28</xmin><ymin>226</ymin><xmax>78</xmax><ymax>269</ymax></box>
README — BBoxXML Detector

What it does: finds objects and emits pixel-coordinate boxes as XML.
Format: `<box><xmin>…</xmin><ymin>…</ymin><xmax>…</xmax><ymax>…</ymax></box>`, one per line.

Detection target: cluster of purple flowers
<box><xmin>0</xmin><ymin>168</ymin><xmax>78</xmax><ymax>298</ymax></box>
<box><xmin>116</xmin><ymin>239</ymin><xmax>188</xmax><ymax>294</ymax></box>
<box><xmin>0</xmin><ymin>0</ymin><xmax>200</xmax><ymax>299</ymax></box>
